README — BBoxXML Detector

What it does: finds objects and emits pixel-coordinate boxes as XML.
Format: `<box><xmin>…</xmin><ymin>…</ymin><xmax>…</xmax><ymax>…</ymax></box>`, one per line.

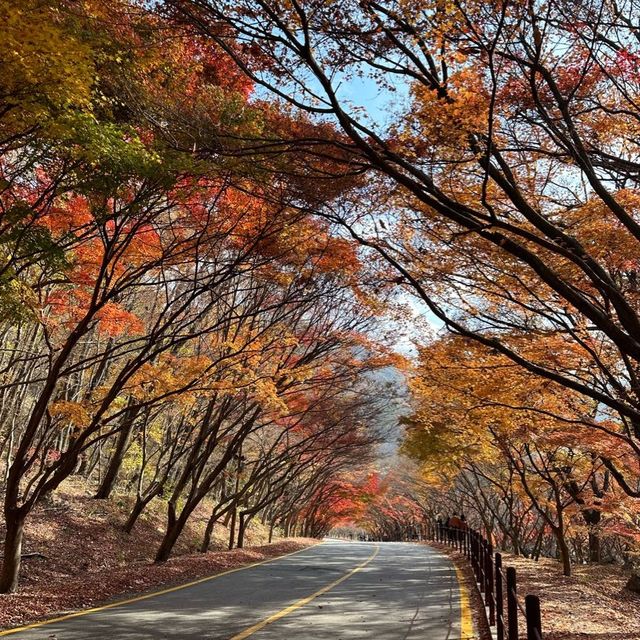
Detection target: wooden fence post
<box><xmin>525</xmin><ymin>594</ymin><xmax>542</xmax><ymax>640</ymax></box>
<box><xmin>433</xmin><ymin>526</ymin><xmax>543</xmax><ymax>640</ymax></box>
<box><xmin>506</xmin><ymin>567</ymin><xmax>518</xmax><ymax>640</ymax></box>
<box><xmin>478</xmin><ymin>535</ymin><xmax>485</xmax><ymax>593</ymax></box>
<box><xmin>486</xmin><ymin>542</ymin><xmax>495</xmax><ymax>625</ymax></box>
<box><xmin>473</xmin><ymin>531</ymin><xmax>480</xmax><ymax>581</ymax></box>
<box><xmin>495</xmin><ymin>553</ymin><xmax>504</xmax><ymax>640</ymax></box>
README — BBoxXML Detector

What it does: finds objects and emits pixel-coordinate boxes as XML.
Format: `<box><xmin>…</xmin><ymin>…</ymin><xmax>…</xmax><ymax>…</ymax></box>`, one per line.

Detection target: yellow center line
<box><xmin>230</xmin><ymin>544</ymin><xmax>381</xmax><ymax>640</ymax></box>
<box><xmin>0</xmin><ymin>544</ymin><xmax>319</xmax><ymax>637</ymax></box>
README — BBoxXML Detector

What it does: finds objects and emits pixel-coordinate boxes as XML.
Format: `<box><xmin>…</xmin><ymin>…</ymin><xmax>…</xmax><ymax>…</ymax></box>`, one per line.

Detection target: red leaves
<box><xmin>96</xmin><ymin>303</ymin><xmax>145</xmax><ymax>337</ymax></box>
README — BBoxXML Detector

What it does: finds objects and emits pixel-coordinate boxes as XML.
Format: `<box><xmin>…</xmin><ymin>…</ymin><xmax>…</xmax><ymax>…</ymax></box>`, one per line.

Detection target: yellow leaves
<box><xmin>49</xmin><ymin>401</ymin><xmax>91</xmax><ymax>428</ymax></box>
<box><xmin>0</xmin><ymin>274</ymin><xmax>39</xmax><ymax>323</ymax></box>
<box><xmin>252</xmin><ymin>378</ymin><xmax>288</xmax><ymax>414</ymax></box>
<box><xmin>406</xmin><ymin>67</ymin><xmax>490</xmax><ymax>154</ymax></box>
<box><xmin>0</xmin><ymin>0</ymin><xmax>94</xmax><ymax>139</ymax></box>
<box><xmin>122</xmin><ymin>441</ymin><xmax>142</xmax><ymax>473</ymax></box>
<box><xmin>403</xmin><ymin>333</ymin><xmax>600</xmax><ymax>486</ymax></box>
<box><xmin>126</xmin><ymin>354</ymin><xmax>214</xmax><ymax>403</ymax></box>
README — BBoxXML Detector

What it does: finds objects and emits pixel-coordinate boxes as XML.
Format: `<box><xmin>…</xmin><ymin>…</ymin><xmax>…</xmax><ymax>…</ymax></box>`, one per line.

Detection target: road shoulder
<box><xmin>426</xmin><ymin>542</ymin><xmax>491</xmax><ymax>640</ymax></box>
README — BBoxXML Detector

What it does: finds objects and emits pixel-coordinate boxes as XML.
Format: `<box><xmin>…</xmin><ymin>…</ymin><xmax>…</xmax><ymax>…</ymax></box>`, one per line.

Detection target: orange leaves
<box><xmin>41</xmin><ymin>195</ymin><xmax>93</xmax><ymax>236</ymax></box>
<box><xmin>201</xmin><ymin>182</ymin><xmax>365</xmax><ymax>283</ymax></box>
<box><xmin>95</xmin><ymin>303</ymin><xmax>144</xmax><ymax>337</ymax></box>
<box><xmin>44</xmin><ymin>288</ymin><xmax>94</xmax><ymax>329</ymax></box>
<box><xmin>314</xmin><ymin>236</ymin><xmax>361</xmax><ymax>275</ymax></box>
<box><xmin>44</xmin><ymin>288</ymin><xmax>144</xmax><ymax>337</ymax></box>
<box><xmin>564</xmin><ymin>190</ymin><xmax>640</xmax><ymax>276</ymax></box>
<box><xmin>121</xmin><ymin>223</ymin><xmax>163</xmax><ymax>267</ymax></box>
<box><xmin>49</xmin><ymin>401</ymin><xmax>91</xmax><ymax>429</ymax></box>
<box><xmin>406</xmin><ymin>67</ymin><xmax>490</xmax><ymax>155</ymax></box>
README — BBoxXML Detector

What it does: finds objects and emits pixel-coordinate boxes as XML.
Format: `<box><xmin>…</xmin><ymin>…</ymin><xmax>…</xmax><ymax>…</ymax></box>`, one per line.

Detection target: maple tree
<box><xmin>167</xmin><ymin>0</ymin><xmax>640</xmax><ymax>493</ymax></box>
<box><xmin>402</xmin><ymin>335</ymin><xmax>639</xmax><ymax>576</ymax></box>
<box><xmin>0</xmin><ymin>0</ymin><xmax>389</xmax><ymax>594</ymax></box>
<box><xmin>5</xmin><ymin>0</ymin><xmax>640</xmax><ymax>605</ymax></box>
<box><xmin>165</xmin><ymin>0</ymin><xmax>640</xmax><ymax>584</ymax></box>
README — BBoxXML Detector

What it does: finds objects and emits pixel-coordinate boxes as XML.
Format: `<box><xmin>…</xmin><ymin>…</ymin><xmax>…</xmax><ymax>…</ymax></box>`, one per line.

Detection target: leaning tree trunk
<box><xmin>200</xmin><ymin>507</ymin><xmax>223</xmax><ymax>553</ymax></box>
<box><xmin>124</xmin><ymin>489</ymin><xmax>160</xmax><ymax>534</ymax></box>
<box><xmin>237</xmin><ymin>511</ymin><xmax>257</xmax><ymax>549</ymax></box>
<box><xmin>0</xmin><ymin>509</ymin><xmax>26</xmax><ymax>593</ymax></box>
<box><xmin>554</xmin><ymin>528</ymin><xmax>572</xmax><ymax>577</ymax></box>
<box><xmin>94</xmin><ymin>415</ymin><xmax>136</xmax><ymax>499</ymax></box>
<box><xmin>155</xmin><ymin>500</ymin><xmax>191</xmax><ymax>563</ymax></box>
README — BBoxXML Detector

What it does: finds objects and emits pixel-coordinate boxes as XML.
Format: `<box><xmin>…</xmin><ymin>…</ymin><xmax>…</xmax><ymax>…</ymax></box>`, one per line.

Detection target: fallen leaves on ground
<box><xmin>431</xmin><ymin>542</ymin><xmax>640</xmax><ymax>640</ymax></box>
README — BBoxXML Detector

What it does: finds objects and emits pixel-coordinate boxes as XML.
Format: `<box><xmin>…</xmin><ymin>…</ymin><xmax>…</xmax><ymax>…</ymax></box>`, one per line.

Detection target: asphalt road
<box><xmin>3</xmin><ymin>541</ymin><xmax>466</xmax><ymax>639</ymax></box>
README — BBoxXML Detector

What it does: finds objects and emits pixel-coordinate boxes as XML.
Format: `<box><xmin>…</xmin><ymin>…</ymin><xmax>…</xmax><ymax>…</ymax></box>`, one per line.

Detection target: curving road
<box><xmin>2</xmin><ymin>541</ymin><xmax>468</xmax><ymax>639</ymax></box>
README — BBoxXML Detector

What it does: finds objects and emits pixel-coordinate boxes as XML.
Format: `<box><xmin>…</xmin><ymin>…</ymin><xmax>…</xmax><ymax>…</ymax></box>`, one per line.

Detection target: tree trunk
<box><xmin>0</xmin><ymin>510</ymin><xmax>25</xmax><ymax>593</ymax></box>
<box><xmin>532</xmin><ymin>528</ymin><xmax>544</xmax><ymax>561</ymax></box>
<box><xmin>200</xmin><ymin>508</ymin><xmax>220</xmax><ymax>553</ymax></box>
<box><xmin>155</xmin><ymin>501</ymin><xmax>185</xmax><ymax>563</ymax></box>
<box><xmin>94</xmin><ymin>418</ymin><xmax>135</xmax><ymax>499</ymax></box>
<box><xmin>581</xmin><ymin>508</ymin><xmax>602</xmax><ymax>563</ymax></box>
<box><xmin>228</xmin><ymin>507</ymin><xmax>237</xmax><ymax>551</ymax></box>
<box><xmin>268</xmin><ymin>521</ymin><xmax>274</xmax><ymax>544</ymax></box>
<box><xmin>588</xmin><ymin>531</ymin><xmax>601</xmax><ymax>563</ymax></box>
<box><xmin>626</xmin><ymin>572</ymin><xmax>640</xmax><ymax>593</ymax></box>
<box><xmin>124</xmin><ymin>494</ymin><xmax>154</xmax><ymax>534</ymax></box>
<box><xmin>155</xmin><ymin>525</ymin><xmax>182</xmax><ymax>563</ymax></box>
<box><xmin>237</xmin><ymin>512</ymin><xmax>246</xmax><ymax>549</ymax></box>
<box><xmin>555</xmin><ymin>529</ymin><xmax>572</xmax><ymax>576</ymax></box>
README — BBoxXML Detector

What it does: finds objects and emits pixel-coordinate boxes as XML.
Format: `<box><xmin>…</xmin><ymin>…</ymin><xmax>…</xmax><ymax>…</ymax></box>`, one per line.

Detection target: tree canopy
<box><xmin>2</xmin><ymin>0</ymin><xmax>640</xmax><ymax>596</ymax></box>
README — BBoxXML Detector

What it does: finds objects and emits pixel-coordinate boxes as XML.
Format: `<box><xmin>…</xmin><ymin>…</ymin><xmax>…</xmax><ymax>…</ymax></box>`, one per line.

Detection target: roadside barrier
<box><xmin>428</xmin><ymin>524</ymin><xmax>543</xmax><ymax>640</ymax></box>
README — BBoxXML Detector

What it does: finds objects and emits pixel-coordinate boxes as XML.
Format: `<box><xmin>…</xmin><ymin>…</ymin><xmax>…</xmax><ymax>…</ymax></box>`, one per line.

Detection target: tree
<box><xmin>402</xmin><ymin>334</ymin><xmax>638</xmax><ymax>575</ymax></box>
<box><xmin>167</xmin><ymin>0</ymin><xmax>640</xmax><ymax>502</ymax></box>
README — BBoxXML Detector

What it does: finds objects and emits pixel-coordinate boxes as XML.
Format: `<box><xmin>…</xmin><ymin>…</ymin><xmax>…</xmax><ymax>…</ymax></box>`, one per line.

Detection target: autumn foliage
<box><xmin>4</xmin><ymin>0</ymin><xmax>640</xmax><ymax>611</ymax></box>
<box><xmin>165</xmin><ymin>0</ymin><xmax>640</xmax><ymax>588</ymax></box>
<box><xmin>0</xmin><ymin>0</ymin><xmax>388</xmax><ymax>594</ymax></box>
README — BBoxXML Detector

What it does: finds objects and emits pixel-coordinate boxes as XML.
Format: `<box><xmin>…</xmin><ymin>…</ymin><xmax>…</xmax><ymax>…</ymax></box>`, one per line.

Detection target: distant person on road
<box><xmin>436</xmin><ymin>513</ymin><xmax>444</xmax><ymax>541</ymax></box>
<box><xmin>449</xmin><ymin>513</ymin><xmax>463</xmax><ymax>529</ymax></box>
<box><xmin>448</xmin><ymin>513</ymin><xmax>464</xmax><ymax>543</ymax></box>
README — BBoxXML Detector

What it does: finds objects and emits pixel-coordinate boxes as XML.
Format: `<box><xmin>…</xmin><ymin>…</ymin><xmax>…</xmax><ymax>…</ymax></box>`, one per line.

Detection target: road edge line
<box><xmin>0</xmin><ymin>543</ymin><xmax>321</xmax><ymax>637</ymax></box>
<box><xmin>229</xmin><ymin>544</ymin><xmax>380</xmax><ymax>640</ymax></box>
<box><xmin>454</xmin><ymin>563</ymin><xmax>475</xmax><ymax>640</ymax></box>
